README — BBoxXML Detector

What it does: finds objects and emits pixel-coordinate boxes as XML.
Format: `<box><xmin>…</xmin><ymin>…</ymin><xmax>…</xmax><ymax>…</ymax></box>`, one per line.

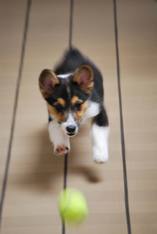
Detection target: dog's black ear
<box><xmin>39</xmin><ymin>69</ymin><xmax>59</xmax><ymax>99</ymax></box>
<box><xmin>72</xmin><ymin>65</ymin><xmax>94</xmax><ymax>94</ymax></box>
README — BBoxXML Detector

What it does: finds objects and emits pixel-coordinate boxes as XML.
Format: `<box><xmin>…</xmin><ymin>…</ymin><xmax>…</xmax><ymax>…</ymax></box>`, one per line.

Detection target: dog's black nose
<box><xmin>66</xmin><ymin>125</ymin><xmax>76</xmax><ymax>134</ymax></box>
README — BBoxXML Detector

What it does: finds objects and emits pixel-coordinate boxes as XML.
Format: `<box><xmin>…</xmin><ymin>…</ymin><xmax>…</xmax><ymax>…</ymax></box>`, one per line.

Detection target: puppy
<box><xmin>39</xmin><ymin>48</ymin><xmax>109</xmax><ymax>163</ymax></box>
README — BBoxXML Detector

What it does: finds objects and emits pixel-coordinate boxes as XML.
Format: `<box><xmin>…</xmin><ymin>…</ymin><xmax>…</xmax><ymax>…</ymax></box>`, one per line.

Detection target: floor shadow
<box><xmin>65</xmin><ymin>125</ymin><xmax>104</xmax><ymax>183</ymax></box>
<box><xmin>15</xmin><ymin>124</ymin><xmax>103</xmax><ymax>195</ymax></box>
<box><xmin>70</xmin><ymin>166</ymin><xmax>103</xmax><ymax>183</ymax></box>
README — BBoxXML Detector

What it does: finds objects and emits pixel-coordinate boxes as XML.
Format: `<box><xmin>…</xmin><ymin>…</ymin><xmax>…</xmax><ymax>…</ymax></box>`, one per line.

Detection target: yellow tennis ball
<box><xmin>58</xmin><ymin>188</ymin><xmax>88</xmax><ymax>225</ymax></box>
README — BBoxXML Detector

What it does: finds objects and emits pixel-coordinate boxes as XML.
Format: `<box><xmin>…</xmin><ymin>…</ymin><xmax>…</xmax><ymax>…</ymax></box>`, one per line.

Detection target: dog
<box><xmin>39</xmin><ymin>48</ymin><xmax>109</xmax><ymax>163</ymax></box>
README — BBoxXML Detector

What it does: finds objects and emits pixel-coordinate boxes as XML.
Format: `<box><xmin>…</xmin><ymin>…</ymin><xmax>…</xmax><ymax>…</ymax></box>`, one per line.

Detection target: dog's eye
<box><xmin>54</xmin><ymin>104</ymin><xmax>64</xmax><ymax>112</ymax></box>
<box><xmin>74</xmin><ymin>102</ymin><xmax>82</xmax><ymax>110</ymax></box>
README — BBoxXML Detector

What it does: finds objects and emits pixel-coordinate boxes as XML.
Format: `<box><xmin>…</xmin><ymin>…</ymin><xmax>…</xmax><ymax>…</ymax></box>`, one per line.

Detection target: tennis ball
<box><xmin>58</xmin><ymin>188</ymin><xmax>88</xmax><ymax>225</ymax></box>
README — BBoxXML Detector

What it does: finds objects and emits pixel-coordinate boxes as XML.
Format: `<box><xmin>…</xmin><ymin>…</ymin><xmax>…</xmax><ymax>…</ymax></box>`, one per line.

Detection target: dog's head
<box><xmin>39</xmin><ymin>65</ymin><xmax>94</xmax><ymax>136</ymax></box>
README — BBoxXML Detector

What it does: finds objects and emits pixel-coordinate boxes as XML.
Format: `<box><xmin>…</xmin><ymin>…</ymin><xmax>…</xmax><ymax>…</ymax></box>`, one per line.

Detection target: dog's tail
<box><xmin>64</xmin><ymin>47</ymin><xmax>83</xmax><ymax>60</ymax></box>
<box><xmin>54</xmin><ymin>47</ymin><xmax>86</xmax><ymax>74</ymax></box>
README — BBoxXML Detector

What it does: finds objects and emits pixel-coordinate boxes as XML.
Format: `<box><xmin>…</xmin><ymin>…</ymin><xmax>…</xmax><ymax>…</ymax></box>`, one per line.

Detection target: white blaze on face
<box><xmin>61</xmin><ymin>113</ymin><xmax>78</xmax><ymax>136</ymax></box>
<box><xmin>57</xmin><ymin>73</ymin><xmax>73</xmax><ymax>79</ymax></box>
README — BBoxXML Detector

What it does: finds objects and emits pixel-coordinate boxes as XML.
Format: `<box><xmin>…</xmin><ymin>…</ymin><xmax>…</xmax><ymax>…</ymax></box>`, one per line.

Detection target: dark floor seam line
<box><xmin>62</xmin><ymin>1</ymin><xmax>74</xmax><ymax>234</ymax></box>
<box><xmin>112</xmin><ymin>0</ymin><xmax>132</xmax><ymax>234</ymax></box>
<box><xmin>62</xmin><ymin>153</ymin><xmax>68</xmax><ymax>234</ymax></box>
<box><xmin>0</xmin><ymin>0</ymin><xmax>32</xmax><ymax>231</ymax></box>
<box><xmin>69</xmin><ymin>0</ymin><xmax>74</xmax><ymax>49</ymax></box>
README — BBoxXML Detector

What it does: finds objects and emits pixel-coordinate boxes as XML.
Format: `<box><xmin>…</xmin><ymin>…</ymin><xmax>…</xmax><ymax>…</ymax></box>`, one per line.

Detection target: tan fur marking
<box><xmin>71</xmin><ymin>96</ymin><xmax>83</xmax><ymax>105</ymax></box>
<box><xmin>71</xmin><ymin>96</ymin><xmax>79</xmax><ymax>105</ymax></box>
<box><xmin>48</xmin><ymin>104</ymin><xmax>65</xmax><ymax>122</ymax></box>
<box><xmin>74</xmin><ymin>101</ymin><xmax>88</xmax><ymax>120</ymax></box>
<box><xmin>57</xmin><ymin>98</ymin><xmax>66</xmax><ymax>106</ymax></box>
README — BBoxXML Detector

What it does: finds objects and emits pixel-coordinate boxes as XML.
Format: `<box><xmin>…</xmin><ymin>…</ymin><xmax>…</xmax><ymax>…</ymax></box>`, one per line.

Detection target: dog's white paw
<box><xmin>91</xmin><ymin>125</ymin><xmax>109</xmax><ymax>164</ymax></box>
<box><xmin>93</xmin><ymin>146</ymin><xmax>109</xmax><ymax>164</ymax></box>
<box><xmin>48</xmin><ymin>121</ymin><xmax>70</xmax><ymax>156</ymax></box>
<box><xmin>53</xmin><ymin>138</ymin><xmax>70</xmax><ymax>156</ymax></box>
<box><xmin>54</xmin><ymin>145</ymin><xmax>70</xmax><ymax>156</ymax></box>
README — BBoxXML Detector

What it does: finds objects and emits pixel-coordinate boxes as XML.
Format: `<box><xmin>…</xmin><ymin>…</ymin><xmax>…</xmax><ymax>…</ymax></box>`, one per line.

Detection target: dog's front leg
<box><xmin>91</xmin><ymin>108</ymin><xmax>109</xmax><ymax>163</ymax></box>
<box><xmin>48</xmin><ymin>121</ymin><xmax>70</xmax><ymax>156</ymax></box>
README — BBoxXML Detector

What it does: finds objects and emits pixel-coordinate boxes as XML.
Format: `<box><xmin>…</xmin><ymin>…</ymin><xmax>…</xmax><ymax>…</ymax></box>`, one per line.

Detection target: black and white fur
<box><xmin>39</xmin><ymin>48</ymin><xmax>109</xmax><ymax>163</ymax></box>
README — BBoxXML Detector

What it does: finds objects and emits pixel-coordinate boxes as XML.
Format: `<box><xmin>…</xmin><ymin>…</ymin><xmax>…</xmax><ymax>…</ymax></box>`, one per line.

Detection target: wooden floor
<box><xmin>0</xmin><ymin>0</ymin><xmax>157</xmax><ymax>234</ymax></box>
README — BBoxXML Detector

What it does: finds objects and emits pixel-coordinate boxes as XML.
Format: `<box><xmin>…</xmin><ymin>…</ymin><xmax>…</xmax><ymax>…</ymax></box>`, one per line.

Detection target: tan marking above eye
<box><xmin>71</xmin><ymin>96</ymin><xmax>83</xmax><ymax>105</ymax></box>
<box><xmin>55</xmin><ymin>98</ymin><xmax>66</xmax><ymax>106</ymax></box>
<box><xmin>74</xmin><ymin>101</ymin><xmax>88</xmax><ymax>120</ymax></box>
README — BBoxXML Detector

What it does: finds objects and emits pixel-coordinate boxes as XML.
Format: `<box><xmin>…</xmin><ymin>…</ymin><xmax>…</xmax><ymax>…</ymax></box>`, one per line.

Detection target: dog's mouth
<box><xmin>66</xmin><ymin>128</ymin><xmax>78</xmax><ymax>137</ymax></box>
<box><xmin>66</xmin><ymin>132</ymin><xmax>77</xmax><ymax>137</ymax></box>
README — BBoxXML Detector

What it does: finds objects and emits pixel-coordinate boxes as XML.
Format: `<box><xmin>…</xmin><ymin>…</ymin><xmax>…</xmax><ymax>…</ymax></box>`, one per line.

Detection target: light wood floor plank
<box><xmin>67</xmin><ymin>1</ymin><xmax>127</xmax><ymax>233</ymax></box>
<box><xmin>1</xmin><ymin>1</ymin><xmax>69</xmax><ymax>233</ymax></box>
<box><xmin>0</xmin><ymin>0</ymin><xmax>27</xmax><ymax>200</ymax></box>
<box><xmin>118</xmin><ymin>0</ymin><xmax>157</xmax><ymax>233</ymax></box>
